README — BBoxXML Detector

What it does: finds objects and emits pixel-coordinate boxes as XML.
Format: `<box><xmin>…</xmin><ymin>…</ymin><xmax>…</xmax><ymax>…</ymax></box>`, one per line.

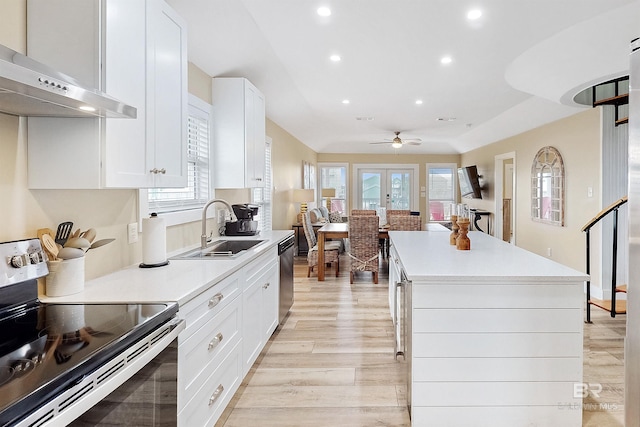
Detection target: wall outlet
<box><xmin>127</xmin><ymin>223</ymin><xmax>139</xmax><ymax>244</ymax></box>
<box><xmin>547</xmin><ymin>247</ymin><xmax>552</xmax><ymax>257</ymax></box>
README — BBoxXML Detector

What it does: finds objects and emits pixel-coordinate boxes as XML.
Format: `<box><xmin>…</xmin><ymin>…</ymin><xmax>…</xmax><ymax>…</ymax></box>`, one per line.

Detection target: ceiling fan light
<box><xmin>391</xmin><ymin>141</ymin><xmax>402</xmax><ymax>149</ymax></box>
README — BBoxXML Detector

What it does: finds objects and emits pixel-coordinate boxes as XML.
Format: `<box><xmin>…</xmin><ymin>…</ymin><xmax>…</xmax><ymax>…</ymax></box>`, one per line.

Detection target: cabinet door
<box><xmin>146</xmin><ymin>0</ymin><xmax>188</xmax><ymax>188</ymax></box>
<box><xmin>103</xmin><ymin>0</ymin><xmax>150</xmax><ymax>188</ymax></box>
<box><xmin>212</xmin><ymin>78</ymin><xmax>265</xmax><ymax>188</ymax></box>
<box><xmin>242</xmin><ymin>277</ymin><xmax>263</xmax><ymax>376</ymax></box>
<box><xmin>260</xmin><ymin>262</ymin><xmax>279</xmax><ymax>343</ymax></box>
<box><xmin>246</xmin><ymin>84</ymin><xmax>266</xmax><ymax>187</ymax></box>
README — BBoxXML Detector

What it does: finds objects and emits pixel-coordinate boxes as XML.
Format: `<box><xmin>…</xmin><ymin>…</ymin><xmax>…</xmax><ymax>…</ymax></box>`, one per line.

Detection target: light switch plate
<box><xmin>127</xmin><ymin>223</ymin><xmax>138</xmax><ymax>244</ymax></box>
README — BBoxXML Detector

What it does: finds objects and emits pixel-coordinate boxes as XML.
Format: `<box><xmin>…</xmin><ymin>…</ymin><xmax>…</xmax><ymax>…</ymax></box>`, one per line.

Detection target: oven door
<box><xmin>18</xmin><ymin>318</ymin><xmax>184</xmax><ymax>427</ymax></box>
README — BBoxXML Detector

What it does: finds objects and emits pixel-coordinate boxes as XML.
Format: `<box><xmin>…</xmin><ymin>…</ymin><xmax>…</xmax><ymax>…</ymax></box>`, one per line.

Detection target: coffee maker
<box><xmin>224</xmin><ymin>204</ymin><xmax>259</xmax><ymax>236</ymax></box>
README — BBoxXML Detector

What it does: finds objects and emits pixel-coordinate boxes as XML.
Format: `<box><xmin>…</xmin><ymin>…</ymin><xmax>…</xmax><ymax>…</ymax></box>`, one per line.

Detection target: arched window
<box><xmin>531</xmin><ymin>146</ymin><xmax>564</xmax><ymax>226</ymax></box>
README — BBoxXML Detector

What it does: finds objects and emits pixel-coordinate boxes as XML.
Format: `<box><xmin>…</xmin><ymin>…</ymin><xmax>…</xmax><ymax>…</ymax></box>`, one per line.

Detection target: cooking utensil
<box><xmin>42</xmin><ymin>234</ymin><xmax>59</xmax><ymax>260</ymax></box>
<box><xmin>57</xmin><ymin>247</ymin><xmax>85</xmax><ymax>259</ymax></box>
<box><xmin>37</xmin><ymin>228</ymin><xmax>54</xmax><ymax>240</ymax></box>
<box><xmin>54</xmin><ymin>222</ymin><xmax>73</xmax><ymax>246</ymax></box>
<box><xmin>64</xmin><ymin>237</ymin><xmax>91</xmax><ymax>249</ymax></box>
<box><xmin>71</xmin><ymin>228</ymin><xmax>82</xmax><ymax>239</ymax></box>
<box><xmin>81</xmin><ymin>228</ymin><xmax>97</xmax><ymax>243</ymax></box>
<box><xmin>86</xmin><ymin>238</ymin><xmax>115</xmax><ymax>251</ymax></box>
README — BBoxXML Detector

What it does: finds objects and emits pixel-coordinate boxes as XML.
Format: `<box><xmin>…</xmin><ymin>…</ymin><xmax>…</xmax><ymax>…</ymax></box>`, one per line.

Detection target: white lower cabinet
<box><xmin>178</xmin><ymin>340</ymin><xmax>242</xmax><ymax>427</ymax></box>
<box><xmin>242</xmin><ymin>249</ymin><xmax>279</xmax><ymax>376</ymax></box>
<box><xmin>176</xmin><ymin>246</ymin><xmax>280</xmax><ymax>426</ymax></box>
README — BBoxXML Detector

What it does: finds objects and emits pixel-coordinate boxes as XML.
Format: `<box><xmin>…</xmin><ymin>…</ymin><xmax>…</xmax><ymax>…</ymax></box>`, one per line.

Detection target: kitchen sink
<box><xmin>173</xmin><ymin>240</ymin><xmax>265</xmax><ymax>259</ymax></box>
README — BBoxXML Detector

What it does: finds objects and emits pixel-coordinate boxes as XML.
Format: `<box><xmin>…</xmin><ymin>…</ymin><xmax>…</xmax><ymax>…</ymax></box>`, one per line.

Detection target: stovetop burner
<box><xmin>0</xmin><ymin>238</ymin><xmax>178</xmax><ymax>426</ymax></box>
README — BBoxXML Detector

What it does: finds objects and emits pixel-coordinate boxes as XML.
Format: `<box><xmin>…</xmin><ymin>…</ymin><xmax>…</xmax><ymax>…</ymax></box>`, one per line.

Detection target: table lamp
<box><xmin>322</xmin><ymin>188</ymin><xmax>336</xmax><ymax>211</ymax></box>
<box><xmin>293</xmin><ymin>189</ymin><xmax>314</xmax><ymax>223</ymax></box>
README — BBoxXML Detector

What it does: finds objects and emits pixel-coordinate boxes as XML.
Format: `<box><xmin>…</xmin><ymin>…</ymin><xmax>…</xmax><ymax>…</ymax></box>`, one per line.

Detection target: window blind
<box><xmin>148</xmin><ymin>100</ymin><xmax>210</xmax><ymax>213</ymax></box>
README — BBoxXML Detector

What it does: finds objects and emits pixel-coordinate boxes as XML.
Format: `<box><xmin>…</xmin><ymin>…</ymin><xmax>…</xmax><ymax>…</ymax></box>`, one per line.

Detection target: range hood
<box><xmin>0</xmin><ymin>44</ymin><xmax>136</xmax><ymax>119</ymax></box>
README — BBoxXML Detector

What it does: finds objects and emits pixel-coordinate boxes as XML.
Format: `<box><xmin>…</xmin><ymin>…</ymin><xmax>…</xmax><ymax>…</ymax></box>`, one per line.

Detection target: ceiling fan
<box><xmin>370</xmin><ymin>131</ymin><xmax>422</xmax><ymax>148</ymax></box>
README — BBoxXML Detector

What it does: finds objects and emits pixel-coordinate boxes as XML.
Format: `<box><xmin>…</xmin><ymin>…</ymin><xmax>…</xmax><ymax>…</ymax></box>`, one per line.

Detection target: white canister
<box><xmin>45</xmin><ymin>257</ymin><xmax>85</xmax><ymax>297</ymax></box>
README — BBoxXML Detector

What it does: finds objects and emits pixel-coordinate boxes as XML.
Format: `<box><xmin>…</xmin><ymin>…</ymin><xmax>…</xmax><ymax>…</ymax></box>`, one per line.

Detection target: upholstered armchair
<box><xmin>347</xmin><ymin>215</ymin><xmax>379</xmax><ymax>284</ymax></box>
<box><xmin>302</xmin><ymin>212</ymin><xmax>341</xmax><ymax>278</ymax></box>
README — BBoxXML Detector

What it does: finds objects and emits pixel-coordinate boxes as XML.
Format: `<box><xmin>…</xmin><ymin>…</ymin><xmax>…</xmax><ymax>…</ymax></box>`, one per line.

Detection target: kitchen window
<box><xmin>147</xmin><ymin>95</ymin><xmax>210</xmax><ymax>213</ymax></box>
<box><xmin>318</xmin><ymin>163</ymin><xmax>348</xmax><ymax>215</ymax></box>
<box><xmin>426</xmin><ymin>163</ymin><xmax>457</xmax><ymax>221</ymax></box>
<box><xmin>251</xmin><ymin>137</ymin><xmax>272</xmax><ymax>231</ymax></box>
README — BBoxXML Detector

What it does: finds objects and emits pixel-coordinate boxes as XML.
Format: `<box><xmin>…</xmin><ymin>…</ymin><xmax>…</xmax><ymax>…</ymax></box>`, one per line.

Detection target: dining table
<box><xmin>316</xmin><ymin>222</ymin><xmax>389</xmax><ymax>281</ymax></box>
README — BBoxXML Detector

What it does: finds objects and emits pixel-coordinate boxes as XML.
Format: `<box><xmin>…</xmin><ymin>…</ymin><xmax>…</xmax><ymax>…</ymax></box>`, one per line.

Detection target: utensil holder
<box><xmin>46</xmin><ymin>257</ymin><xmax>85</xmax><ymax>296</ymax></box>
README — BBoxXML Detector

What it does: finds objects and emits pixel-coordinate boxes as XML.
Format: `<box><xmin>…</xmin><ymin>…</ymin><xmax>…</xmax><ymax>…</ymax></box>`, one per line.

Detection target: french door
<box><xmin>355</xmin><ymin>167</ymin><xmax>417</xmax><ymax>211</ymax></box>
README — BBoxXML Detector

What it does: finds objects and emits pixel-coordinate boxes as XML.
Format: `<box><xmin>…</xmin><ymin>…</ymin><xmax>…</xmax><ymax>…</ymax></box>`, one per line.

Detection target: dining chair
<box><xmin>347</xmin><ymin>215</ymin><xmax>379</xmax><ymax>284</ymax></box>
<box><xmin>350</xmin><ymin>209</ymin><xmax>376</xmax><ymax>216</ymax></box>
<box><xmin>389</xmin><ymin>215</ymin><xmax>422</xmax><ymax>231</ymax></box>
<box><xmin>302</xmin><ymin>212</ymin><xmax>341</xmax><ymax>278</ymax></box>
<box><xmin>386</xmin><ymin>210</ymin><xmax>411</xmax><ymax>217</ymax></box>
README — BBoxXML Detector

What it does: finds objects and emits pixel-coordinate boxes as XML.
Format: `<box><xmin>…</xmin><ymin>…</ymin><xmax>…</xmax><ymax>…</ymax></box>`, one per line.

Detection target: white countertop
<box><xmin>39</xmin><ymin>231</ymin><xmax>293</xmax><ymax>306</ymax></box>
<box><xmin>390</xmin><ymin>230</ymin><xmax>589</xmax><ymax>283</ymax></box>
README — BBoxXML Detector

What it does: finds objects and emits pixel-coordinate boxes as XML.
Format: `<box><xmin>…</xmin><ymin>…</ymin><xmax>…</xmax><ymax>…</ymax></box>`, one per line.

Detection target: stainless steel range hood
<box><xmin>0</xmin><ymin>44</ymin><xmax>136</xmax><ymax>118</ymax></box>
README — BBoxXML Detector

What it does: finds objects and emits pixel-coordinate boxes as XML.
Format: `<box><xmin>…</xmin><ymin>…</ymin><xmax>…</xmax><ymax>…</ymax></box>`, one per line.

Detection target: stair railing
<box><xmin>581</xmin><ymin>196</ymin><xmax>628</xmax><ymax>322</ymax></box>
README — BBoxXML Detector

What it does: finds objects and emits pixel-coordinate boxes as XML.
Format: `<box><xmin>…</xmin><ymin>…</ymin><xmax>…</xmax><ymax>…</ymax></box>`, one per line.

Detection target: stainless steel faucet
<box><xmin>201</xmin><ymin>199</ymin><xmax>236</xmax><ymax>249</ymax></box>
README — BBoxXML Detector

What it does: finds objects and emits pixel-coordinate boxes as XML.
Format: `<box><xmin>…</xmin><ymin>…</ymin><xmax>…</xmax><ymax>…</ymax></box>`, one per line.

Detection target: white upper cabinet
<box><xmin>212</xmin><ymin>78</ymin><xmax>266</xmax><ymax>188</ymax></box>
<box><xmin>26</xmin><ymin>0</ymin><xmax>187</xmax><ymax>189</ymax></box>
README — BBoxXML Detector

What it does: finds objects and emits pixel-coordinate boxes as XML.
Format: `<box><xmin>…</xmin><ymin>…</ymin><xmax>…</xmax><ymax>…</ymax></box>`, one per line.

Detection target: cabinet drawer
<box><xmin>244</xmin><ymin>247</ymin><xmax>277</xmax><ymax>284</ymax></box>
<box><xmin>180</xmin><ymin>295</ymin><xmax>241</xmax><ymax>401</ymax></box>
<box><xmin>179</xmin><ymin>272</ymin><xmax>240</xmax><ymax>339</ymax></box>
<box><xmin>179</xmin><ymin>340</ymin><xmax>242</xmax><ymax>427</ymax></box>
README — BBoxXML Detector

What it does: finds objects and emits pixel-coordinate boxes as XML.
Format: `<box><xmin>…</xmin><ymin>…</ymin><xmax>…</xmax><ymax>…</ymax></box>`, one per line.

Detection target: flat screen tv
<box><xmin>458</xmin><ymin>165</ymin><xmax>482</xmax><ymax>199</ymax></box>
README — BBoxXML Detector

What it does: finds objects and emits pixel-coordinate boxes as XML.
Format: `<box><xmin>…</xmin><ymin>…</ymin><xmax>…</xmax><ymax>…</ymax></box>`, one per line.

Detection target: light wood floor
<box><xmin>216</xmin><ymin>254</ymin><xmax>626</xmax><ymax>427</ymax></box>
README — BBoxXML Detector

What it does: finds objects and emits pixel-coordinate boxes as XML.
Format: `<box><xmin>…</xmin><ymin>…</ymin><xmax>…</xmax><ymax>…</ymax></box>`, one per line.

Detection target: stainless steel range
<box><xmin>0</xmin><ymin>239</ymin><xmax>183</xmax><ymax>426</ymax></box>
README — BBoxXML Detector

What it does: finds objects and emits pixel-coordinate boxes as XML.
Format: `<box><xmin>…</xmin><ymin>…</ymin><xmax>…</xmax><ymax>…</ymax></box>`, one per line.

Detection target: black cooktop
<box><xmin>0</xmin><ymin>293</ymin><xmax>177</xmax><ymax>426</ymax></box>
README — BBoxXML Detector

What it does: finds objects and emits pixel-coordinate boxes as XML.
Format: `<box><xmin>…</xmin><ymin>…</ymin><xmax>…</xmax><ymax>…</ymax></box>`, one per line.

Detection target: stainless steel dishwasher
<box><xmin>278</xmin><ymin>235</ymin><xmax>295</xmax><ymax>324</ymax></box>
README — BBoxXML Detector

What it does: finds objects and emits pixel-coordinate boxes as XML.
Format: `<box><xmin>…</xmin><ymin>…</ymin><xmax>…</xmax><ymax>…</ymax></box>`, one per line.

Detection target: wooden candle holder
<box><xmin>450</xmin><ymin>215</ymin><xmax>458</xmax><ymax>245</ymax></box>
<box><xmin>456</xmin><ymin>217</ymin><xmax>471</xmax><ymax>250</ymax></box>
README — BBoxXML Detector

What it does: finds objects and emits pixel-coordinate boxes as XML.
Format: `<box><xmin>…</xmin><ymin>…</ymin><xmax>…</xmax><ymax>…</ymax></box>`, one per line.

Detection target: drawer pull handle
<box><xmin>208</xmin><ymin>333</ymin><xmax>224</xmax><ymax>351</ymax></box>
<box><xmin>209</xmin><ymin>384</ymin><xmax>224</xmax><ymax>406</ymax></box>
<box><xmin>263</xmin><ymin>282</ymin><xmax>270</xmax><ymax>289</ymax></box>
<box><xmin>208</xmin><ymin>293</ymin><xmax>224</xmax><ymax>308</ymax></box>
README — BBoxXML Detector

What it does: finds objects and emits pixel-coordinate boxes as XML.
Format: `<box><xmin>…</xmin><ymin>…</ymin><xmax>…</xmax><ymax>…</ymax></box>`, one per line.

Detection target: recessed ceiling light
<box><xmin>441</xmin><ymin>56</ymin><xmax>452</xmax><ymax>65</ymax></box>
<box><xmin>467</xmin><ymin>9</ymin><xmax>482</xmax><ymax>20</ymax></box>
<box><xmin>415</xmin><ymin>100</ymin><xmax>423</xmax><ymax>105</ymax></box>
<box><xmin>317</xmin><ymin>7</ymin><xmax>331</xmax><ymax>17</ymax></box>
<box><xmin>330</xmin><ymin>54</ymin><xmax>341</xmax><ymax>62</ymax></box>
<box><xmin>342</xmin><ymin>99</ymin><xmax>350</xmax><ymax>104</ymax></box>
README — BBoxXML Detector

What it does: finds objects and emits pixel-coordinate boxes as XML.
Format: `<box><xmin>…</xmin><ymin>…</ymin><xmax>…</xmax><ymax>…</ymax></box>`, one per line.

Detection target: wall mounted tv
<box><xmin>458</xmin><ymin>165</ymin><xmax>482</xmax><ymax>199</ymax></box>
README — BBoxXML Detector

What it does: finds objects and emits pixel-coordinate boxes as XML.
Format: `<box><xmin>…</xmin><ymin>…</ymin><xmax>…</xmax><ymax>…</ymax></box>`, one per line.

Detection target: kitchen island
<box><xmin>40</xmin><ymin>230</ymin><xmax>293</xmax><ymax>427</ymax></box>
<box><xmin>389</xmin><ymin>230</ymin><xmax>588</xmax><ymax>427</ymax></box>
